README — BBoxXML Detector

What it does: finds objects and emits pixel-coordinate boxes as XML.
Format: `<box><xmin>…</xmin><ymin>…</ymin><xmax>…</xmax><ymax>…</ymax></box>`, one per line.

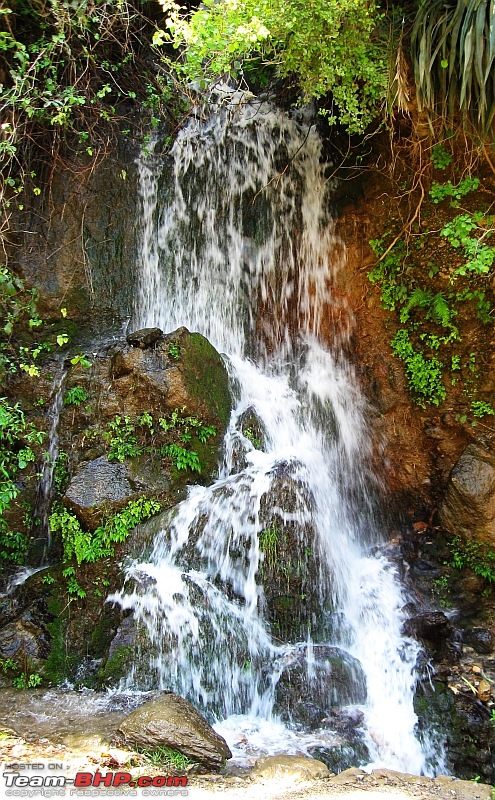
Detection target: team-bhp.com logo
<box><xmin>3</xmin><ymin>768</ymin><xmax>188</xmax><ymax>795</ymax></box>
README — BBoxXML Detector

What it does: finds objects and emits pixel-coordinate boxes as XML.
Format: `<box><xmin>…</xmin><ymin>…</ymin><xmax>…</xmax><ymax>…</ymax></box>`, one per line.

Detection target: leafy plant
<box><xmin>167</xmin><ymin>341</ymin><xmax>180</xmax><ymax>360</ymax></box>
<box><xmin>0</xmin><ymin>658</ymin><xmax>17</xmax><ymax>674</ymax></box>
<box><xmin>155</xmin><ymin>0</ymin><xmax>390</xmax><ymax>134</ymax></box>
<box><xmin>391</xmin><ymin>329</ymin><xmax>446</xmax><ymax>407</ymax></box>
<box><xmin>104</xmin><ymin>415</ymin><xmax>142</xmax><ymax>462</ymax></box>
<box><xmin>399</xmin><ymin>288</ymin><xmax>458</xmax><ymax>341</ymax></box>
<box><xmin>70</xmin><ymin>354</ymin><xmax>92</xmax><ymax>369</ymax></box>
<box><xmin>449</xmin><ymin>536</ymin><xmax>495</xmax><ymax>583</ymax></box>
<box><xmin>0</xmin><ymin>398</ymin><xmax>44</xmax><ymax>564</ymax></box>
<box><xmin>368</xmin><ymin>239</ymin><xmax>408</xmax><ymax>310</ymax></box>
<box><xmin>429</xmin><ymin>177</ymin><xmax>479</xmax><ymax>206</ymax></box>
<box><xmin>259</xmin><ymin>524</ymin><xmax>279</xmax><ymax>571</ymax></box>
<box><xmin>64</xmin><ymin>386</ymin><xmax>89</xmax><ymax>407</ymax></box>
<box><xmin>431</xmin><ymin>144</ymin><xmax>453</xmax><ymax>169</ymax></box>
<box><xmin>53</xmin><ymin>451</ymin><xmax>70</xmax><ymax>493</ymax></box>
<box><xmin>12</xmin><ymin>672</ymin><xmax>42</xmax><ymax>690</ymax></box>
<box><xmin>50</xmin><ymin>496</ymin><xmax>161</xmax><ymax>568</ymax></box>
<box><xmin>412</xmin><ymin>0</ymin><xmax>495</xmax><ymax>137</ymax></box>
<box><xmin>244</xmin><ymin>427</ymin><xmax>262</xmax><ymax>449</ymax></box>
<box><xmin>441</xmin><ymin>213</ymin><xmax>495</xmax><ymax>279</ymax></box>
<box><xmin>431</xmin><ymin>575</ymin><xmax>451</xmax><ymax>609</ymax></box>
<box><xmin>0</xmin><ymin>266</ymin><xmax>41</xmax><ymax>380</ymax></box>
<box><xmin>471</xmin><ymin>400</ymin><xmax>495</xmax><ymax>418</ymax></box>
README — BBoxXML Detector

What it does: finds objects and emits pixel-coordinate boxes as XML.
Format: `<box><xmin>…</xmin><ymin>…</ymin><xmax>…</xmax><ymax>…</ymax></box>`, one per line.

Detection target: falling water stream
<box><xmin>112</xmin><ymin>89</ymin><xmax>440</xmax><ymax>774</ymax></box>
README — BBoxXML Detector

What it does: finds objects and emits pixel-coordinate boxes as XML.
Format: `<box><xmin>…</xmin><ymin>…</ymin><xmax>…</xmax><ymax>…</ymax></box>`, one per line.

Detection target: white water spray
<box><xmin>113</xmin><ymin>90</ymin><xmax>440</xmax><ymax>774</ymax></box>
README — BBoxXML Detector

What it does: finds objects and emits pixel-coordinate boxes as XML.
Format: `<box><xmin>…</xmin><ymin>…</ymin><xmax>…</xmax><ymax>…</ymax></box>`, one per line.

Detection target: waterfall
<box><xmin>34</xmin><ymin>367</ymin><xmax>68</xmax><ymax>562</ymax></box>
<box><xmin>112</xmin><ymin>88</ymin><xmax>440</xmax><ymax>774</ymax></box>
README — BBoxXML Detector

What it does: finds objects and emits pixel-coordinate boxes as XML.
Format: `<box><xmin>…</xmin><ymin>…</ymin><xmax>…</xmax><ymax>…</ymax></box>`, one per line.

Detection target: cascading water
<box><xmin>33</xmin><ymin>367</ymin><xmax>68</xmax><ymax>562</ymax></box>
<box><xmin>112</xmin><ymin>89</ymin><xmax>441</xmax><ymax>774</ymax></box>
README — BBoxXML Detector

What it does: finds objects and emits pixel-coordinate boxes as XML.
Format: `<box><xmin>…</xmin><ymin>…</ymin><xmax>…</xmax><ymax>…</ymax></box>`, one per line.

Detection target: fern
<box><xmin>399</xmin><ymin>288</ymin><xmax>434</xmax><ymax>323</ymax></box>
<box><xmin>400</xmin><ymin>289</ymin><xmax>458</xmax><ymax>335</ymax></box>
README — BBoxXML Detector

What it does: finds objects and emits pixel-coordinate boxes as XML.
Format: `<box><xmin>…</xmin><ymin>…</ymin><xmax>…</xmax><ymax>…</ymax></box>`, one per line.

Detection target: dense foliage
<box><xmin>412</xmin><ymin>0</ymin><xmax>495</xmax><ymax>138</ymax></box>
<box><xmin>155</xmin><ymin>0</ymin><xmax>389</xmax><ymax>134</ymax></box>
<box><xmin>0</xmin><ymin>0</ymin><xmax>173</xmax><ymax>250</ymax></box>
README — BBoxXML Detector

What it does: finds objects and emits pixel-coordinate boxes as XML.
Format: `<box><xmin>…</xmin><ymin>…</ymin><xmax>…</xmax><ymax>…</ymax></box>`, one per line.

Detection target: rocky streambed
<box><xmin>0</xmin><ymin>687</ymin><xmax>492</xmax><ymax>800</ymax></box>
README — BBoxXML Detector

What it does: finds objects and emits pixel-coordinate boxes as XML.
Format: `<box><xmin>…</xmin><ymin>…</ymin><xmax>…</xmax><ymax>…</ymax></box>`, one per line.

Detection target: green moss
<box><xmin>43</xmin><ymin>596</ymin><xmax>77</xmax><ymax>684</ymax></box>
<box><xmin>180</xmin><ymin>332</ymin><xmax>231</xmax><ymax>426</ymax></box>
<box><xmin>91</xmin><ymin>610</ymin><xmax>117</xmax><ymax>659</ymax></box>
<box><xmin>98</xmin><ymin>645</ymin><xmax>133</xmax><ymax>685</ymax></box>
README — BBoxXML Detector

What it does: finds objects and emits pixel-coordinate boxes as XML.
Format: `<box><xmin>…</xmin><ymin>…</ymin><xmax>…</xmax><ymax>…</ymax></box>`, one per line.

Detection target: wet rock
<box><xmin>0</xmin><ymin>605</ymin><xmax>51</xmax><ymax>670</ymax></box>
<box><xmin>414</xmin><ymin>681</ymin><xmax>495</xmax><ymax>782</ymax></box>
<box><xmin>238</xmin><ymin>408</ymin><xmax>267</xmax><ymax>452</ymax></box>
<box><xmin>310</xmin><ymin>742</ymin><xmax>370</xmax><ymax>774</ymax></box>
<box><xmin>275</xmin><ymin>645</ymin><xmax>366</xmax><ymax>728</ymax></box>
<box><xmin>440</xmin><ymin>443</ymin><xmax>495</xmax><ymax>547</ymax></box>
<box><xmin>111</xmin><ymin>327</ymin><xmax>230</xmax><ymax>425</ymax></box>
<box><xmin>250</xmin><ymin>754</ymin><xmax>330</xmax><ymax>781</ymax></box>
<box><xmin>462</xmin><ymin>628</ymin><xmax>493</xmax><ymax>655</ymax></box>
<box><xmin>402</xmin><ymin>611</ymin><xmax>452</xmax><ymax>643</ymax></box>
<box><xmin>117</xmin><ymin>693</ymin><xmax>231</xmax><ymax>769</ymax></box>
<box><xmin>64</xmin><ymin>456</ymin><xmax>142</xmax><ymax>529</ymax></box>
<box><xmin>126</xmin><ymin>327</ymin><xmax>163</xmax><ymax>348</ymax></box>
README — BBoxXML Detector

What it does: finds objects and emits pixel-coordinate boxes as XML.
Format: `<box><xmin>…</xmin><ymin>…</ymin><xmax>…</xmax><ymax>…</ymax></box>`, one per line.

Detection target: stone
<box><xmin>0</xmin><ymin>607</ymin><xmax>51</xmax><ymax>668</ymax></box>
<box><xmin>477</xmin><ymin>679</ymin><xmax>491</xmax><ymax>703</ymax></box>
<box><xmin>126</xmin><ymin>327</ymin><xmax>163</xmax><ymax>348</ymax></box>
<box><xmin>117</xmin><ymin>693</ymin><xmax>231</xmax><ymax>769</ymax></box>
<box><xmin>109</xmin><ymin>328</ymin><xmax>231</xmax><ymax>448</ymax></box>
<box><xmin>462</xmin><ymin>628</ymin><xmax>494</xmax><ymax>655</ymax></box>
<box><xmin>402</xmin><ymin>611</ymin><xmax>452</xmax><ymax>643</ymax></box>
<box><xmin>64</xmin><ymin>456</ymin><xmax>141</xmax><ymax>529</ymax></box>
<box><xmin>310</xmin><ymin>741</ymin><xmax>370</xmax><ymax>774</ymax></box>
<box><xmin>439</xmin><ymin>443</ymin><xmax>495</xmax><ymax>547</ymax></box>
<box><xmin>275</xmin><ymin>644</ymin><xmax>367</xmax><ymax>729</ymax></box>
<box><xmin>250</xmin><ymin>755</ymin><xmax>330</xmax><ymax>782</ymax></box>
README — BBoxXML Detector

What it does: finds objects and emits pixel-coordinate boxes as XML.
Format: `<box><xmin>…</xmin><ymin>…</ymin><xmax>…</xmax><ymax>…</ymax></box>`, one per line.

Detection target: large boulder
<box><xmin>64</xmin><ymin>455</ymin><xmax>170</xmax><ymax>530</ymax></box>
<box><xmin>439</xmin><ymin>443</ymin><xmax>495</xmax><ymax>547</ymax></box>
<box><xmin>110</xmin><ymin>327</ymin><xmax>231</xmax><ymax>428</ymax></box>
<box><xmin>117</xmin><ymin>693</ymin><xmax>232</xmax><ymax>769</ymax></box>
<box><xmin>274</xmin><ymin>644</ymin><xmax>366</xmax><ymax>729</ymax></box>
<box><xmin>64</xmin><ymin>456</ymin><xmax>140</xmax><ymax>529</ymax></box>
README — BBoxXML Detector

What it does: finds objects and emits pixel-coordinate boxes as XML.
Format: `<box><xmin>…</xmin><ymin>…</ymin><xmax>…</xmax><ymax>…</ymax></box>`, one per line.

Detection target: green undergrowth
<box><xmin>137</xmin><ymin>744</ymin><xmax>196</xmax><ymax>773</ymax></box>
<box><xmin>103</xmin><ymin>408</ymin><xmax>217</xmax><ymax>473</ymax></box>
<box><xmin>49</xmin><ymin>496</ymin><xmax>161</xmax><ymax>598</ymax></box>
<box><xmin>449</xmin><ymin>536</ymin><xmax>495</xmax><ymax>585</ymax></box>
<box><xmin>0</xmin><ymin>657</ymin><xmax>42</xmax><ymax>690</ymax></box>
<box><xmin>369</xmin><ymin>147</ymin><xmax>495</xmax><ymax>418</ymax></box>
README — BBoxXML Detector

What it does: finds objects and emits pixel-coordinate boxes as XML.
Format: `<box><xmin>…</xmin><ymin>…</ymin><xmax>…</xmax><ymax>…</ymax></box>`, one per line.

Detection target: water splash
<box><xmin>112</xmin><ymin>89</ymin><xmax>442</xmax><ymax>774</ymax></box>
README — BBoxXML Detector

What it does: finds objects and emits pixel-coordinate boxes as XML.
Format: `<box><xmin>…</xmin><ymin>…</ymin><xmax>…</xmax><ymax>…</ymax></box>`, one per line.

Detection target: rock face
<box><xmin>64</xmin><ymin>455</ymin><xmax>171</xmax><ymax>530</ymax></box>
<box><xmin>117</xmin><ymin>693</ymin><xmax>232</xmax><ymax>769</ymax></box>
<box><xmin>58</xmin><ymin>326</ymin><xmax>231</xmax><ymax>527</ymax></box>
<box><xmin>440</xmin><ymin>443</ymin><xmax>495</xmax><ymax>546</ymax></box>
<box><xmin>0</xmin><ymin>606</ymin><xmax>51</xmax><ymax>679</ymax></box>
